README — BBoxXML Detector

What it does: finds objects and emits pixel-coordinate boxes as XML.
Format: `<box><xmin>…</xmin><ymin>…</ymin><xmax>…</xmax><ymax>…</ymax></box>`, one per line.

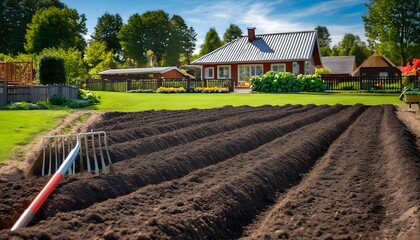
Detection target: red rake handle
<box><xmin>11</xmin><ymin>135</ymin><xmax>81</xmax><ymax>231</ymax></box>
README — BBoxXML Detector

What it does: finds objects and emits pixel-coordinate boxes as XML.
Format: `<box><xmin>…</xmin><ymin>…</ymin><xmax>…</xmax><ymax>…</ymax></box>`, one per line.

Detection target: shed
<box><xmin>351</xmin><ymin>53</ymin><xmax>401</xmax><ymax>77</ymax></box>
<box><xmin>97</xmin><ymin>67</ymin><xmax>194</xmax><ymax>81</ymax></box>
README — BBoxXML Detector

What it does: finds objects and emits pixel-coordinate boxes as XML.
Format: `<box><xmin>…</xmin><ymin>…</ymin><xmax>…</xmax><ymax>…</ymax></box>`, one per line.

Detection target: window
<box><xmin>304</xmin><ymin>61</ymin><xmax>311</xmax><ymax>74</ymax></box>
<box><xmin>293</xmin><ymin>62</ymin><xmax>300</xmax><ymax>74</ymax></box>
<box><xmin>271</xmin><ymin>64</ymin><xmax>286</xmax><ymax>72</ymax></box>
<box><xmin>379</xmin><ymin>72</ymin><xmax>388</xmax><ymax>77</ymax></box>
<box><xmin>238</xmin><ymin>65</ymin><xmax>263</xmax><ymax>85</ymax></box>
<box><xmin>205</xmin><ymin>67</ymin><xmax>214</xmax><ymax>79</ymax></box>
<box><xmin>218</xmin><ymin>65</ymin><xmax>231</xmax><ymax>79</ymax></box>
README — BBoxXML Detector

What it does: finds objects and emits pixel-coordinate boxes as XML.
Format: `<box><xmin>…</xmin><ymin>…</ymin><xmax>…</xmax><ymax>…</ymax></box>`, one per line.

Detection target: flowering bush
<box><xmin>194</xmin><ymin>87</ymin><xmax>229</xmax><ymax>93</ymax></box>
<box><xmin>156</xmin><ymin>87</ymin><xmax>186</xmax><ymax>93</ymax></box>
<box><xmin>400</xmin><ymin>59</ymin><xmax>420</xmax><ymax>76</ymax></box>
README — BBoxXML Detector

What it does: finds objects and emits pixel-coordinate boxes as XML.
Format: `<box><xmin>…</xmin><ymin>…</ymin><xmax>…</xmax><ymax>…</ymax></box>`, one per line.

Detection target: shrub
<box><xmin>194</xmin><ymin>87</ymin><xmax>229</xmax><ymax>93</ymax></box>
<box><xmin>2</xmin><ymin>102</ymin><xmax>49</xmax><ymax>110</ymax></box>
<box><xmin>251</xmin><ymin>71</ymin><xmax>324</xmax><ymax>93</ymax></box>
<box><xmin>38</xmin><ymin>55</ymin><xmax>66</xmax><ymax>85</ymax></box>
<box><xmin>156</xmin><ymin>87</ymin><xmax>186</xmax><ymax>93</ymax></box>
<box><xmin>79</xmin><ymin>89</ymin><xmax>101</xmax><ymax>103</ymax></box>
<box><xmin>315</xmin><ymin>67</ymin><xmax>331</xmax><ymax>75</ymax></box>
<box><xmin>49</xmin><ymin>95</ymin><xmax>68</xmax><ymax>105</ymax></box>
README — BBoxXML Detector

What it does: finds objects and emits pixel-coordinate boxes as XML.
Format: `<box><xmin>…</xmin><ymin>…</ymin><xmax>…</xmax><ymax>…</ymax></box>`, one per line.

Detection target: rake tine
<box><xmin>48</xmin><ymin>140</ymin><xmax>52</xmax><ymax>175</ymax></box>
<box><xmin>42</xmin><ymin>138</ymin><xmax>46</xmax><ymax>176</ymax></box>
<box><xmin>54</xmin><ymin>137</ymin><xmax>58</xmax><ymax>172</ymax></box>
<box><xmin>78</xmin><ymin>136</ymin><xmax>85</xmax><ymax>174</ymax></box>
<box><xmin>84</xmin><ymin>134</ymin><xmax>91</xmax><ymax>174</ymax></box>
<box><xmin>70</xmin><ymin>136</ymin><xmax>75</xmax><ymax>174</ymax></box>
<box><xmin>62</xmin><ymin>136</ymin><xmax>65</xmax><ymax>173</ymax></box>
<box><xmin>98</xmin><ymin>133</ymin><xmax>108</xmax><ymax>175</ymax></box>
<box><xmin>103</xmin><ymin>132</ymin><xmax>115</xmax><ymax>175</ymax></box>
<box><xmin>91</xmin><ymin>132</ymin><xmax>99</xmax><ymax>176</ymax></box>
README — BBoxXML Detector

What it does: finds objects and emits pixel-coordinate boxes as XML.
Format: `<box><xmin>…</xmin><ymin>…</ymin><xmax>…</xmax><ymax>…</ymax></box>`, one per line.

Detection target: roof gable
<box><xmin>192</xmin><ymin>31</ymin><xmax>319</xmax><ymax>64</ymax></box>
<box><xmin>350</xmin><ymin>53</ymin><xmax>399</xmax><ymax>76</ymax></box>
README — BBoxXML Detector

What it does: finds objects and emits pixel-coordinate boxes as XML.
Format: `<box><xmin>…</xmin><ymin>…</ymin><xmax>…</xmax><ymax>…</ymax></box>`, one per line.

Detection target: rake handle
<box><xmin>11</xmin><ymin>136</ymin><xmax>81</xmax><ymax>231</ymax></box>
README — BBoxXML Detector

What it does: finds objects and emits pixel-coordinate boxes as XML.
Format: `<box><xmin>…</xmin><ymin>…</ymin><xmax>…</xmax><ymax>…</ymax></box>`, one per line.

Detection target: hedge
<box><xmin>250</xmin><ymin>71</ymin><xmax>325</xmax><ymax>93</ymax></box>
<box><xmin>39</xmin><ymin>55</ymin><xmax>66</xmax><ymax>85</ymax></box>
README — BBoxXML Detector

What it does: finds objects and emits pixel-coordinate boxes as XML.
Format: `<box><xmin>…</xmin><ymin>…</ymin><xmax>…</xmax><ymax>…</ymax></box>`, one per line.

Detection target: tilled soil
<box><xmin>0</xmin><ymin>105</ymin><xmax>419</xmax><ymax>239</ymax></box>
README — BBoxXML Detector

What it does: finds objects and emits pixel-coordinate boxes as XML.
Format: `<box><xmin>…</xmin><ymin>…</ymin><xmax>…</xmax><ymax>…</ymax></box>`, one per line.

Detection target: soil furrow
<box><xmin>1</xmin><ymin>105</ymin><xmax>365</xmax><ymax>239</ymax></box>
<box><xmin>105</xmin><ymin>105</ymin><xmax>280</xmax><ymax>144</ymax></box>
<box><xmin>107</xmin><ymin>104</ymin><xmax>313</xmax><ymax>162</ymax></box>
<box><xmin>243</xmin><ymin>105</ymin><xmax>420</xmax><ymax>239</ymax></box>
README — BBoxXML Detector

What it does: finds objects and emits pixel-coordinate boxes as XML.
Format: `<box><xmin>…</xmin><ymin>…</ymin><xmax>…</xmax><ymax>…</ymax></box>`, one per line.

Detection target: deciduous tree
<box><xmin>91</xmin><ymin>12</ymin><xmax>123</xmax><ymax>56</ymax></box>
<box><xmin>0</xmin><ymin>0</ymin><xmax>64</xmax><ymax>54</ymax></box>
<box><xmin>119</xmin><ymin>10</ymin><xmax>171</xmax><ymax>66</ymax></box>
<box><xmin>85</xmin><ymin>41</ymin><xmax>115</xmax><ymax>75</ymax></box>
<box><xmin>25</xmin><ymin>6</ymin><xmax>87</xmax><ymax>54</ymax></box>
<box><xmin>363</xmin><ymin>0</ymin><xmax>420</xmax><ymax>65</ymax></box>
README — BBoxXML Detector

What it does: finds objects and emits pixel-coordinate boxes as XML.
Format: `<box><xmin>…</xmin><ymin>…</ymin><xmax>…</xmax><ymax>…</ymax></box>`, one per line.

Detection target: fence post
<box><xmin>359</xmin><ymin>77</ymin><xmax>363</xmax><ymax>90</ymax></box>
<box><xmin>101</xmin><ymin>79</ymin><xmax>106</xmax><ymax>91</ymax></box>
<box><xmin>157</xmin><ymin>78</ymin><xmax>163</xmax><ymax>88</ymax></box>
<box><xmin>203</xmin><ymin>79</ymin><xmax>207</xmax><ymax>88</ymax></box>
<box><xmin>186</xmin><ymin>78</ymin><xmax>191</xmax><ymax>92</ymax></box>
<box><xmin>0</xmin><ymin>81</ymin><xmax>6</xmax><ymax>108</ymax></box>
<box><xmin>230</xmin><ymin>78</ymin><xmax>235</xmax><ymax>92</ymax></box>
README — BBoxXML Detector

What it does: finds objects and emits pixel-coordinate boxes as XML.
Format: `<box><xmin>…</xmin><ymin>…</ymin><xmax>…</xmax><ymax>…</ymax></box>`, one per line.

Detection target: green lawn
<box><xmin>0</xmin><ymin>110</ymin><xmax>68</xmax><ymax>164</ymax></box>
<box><xmin>84</xmin><ymin>91</ymin><xmax>404</xmax><ymax>111</ymax></box>
<box><xmin>0</xmin><ymin>91</ymin><xmax>405</xmax><ymax>163</ymax></box>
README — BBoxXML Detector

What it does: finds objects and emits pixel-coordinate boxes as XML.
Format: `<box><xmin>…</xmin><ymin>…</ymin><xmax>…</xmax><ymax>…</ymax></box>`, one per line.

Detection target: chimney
<box><xmin>247</xmin><ymin>27</ymin><xmax>256</xmax><ymax>42</ymax></box>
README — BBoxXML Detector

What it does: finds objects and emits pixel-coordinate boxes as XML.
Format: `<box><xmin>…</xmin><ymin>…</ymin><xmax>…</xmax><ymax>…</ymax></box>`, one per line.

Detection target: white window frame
<box><xmin>379</xmin><ymin>72</ymin><xmax>388</xmax><ymax>77</ymax></box>
<box><xmin>271</xmin><ymin>63</ymin><xmax>286</xmax><ymax>72</ymax></box>
<box><xmin>204</xmin><ymin>67</ymin><xmax>214</xmax><ymax>79</ymax></box>
<box><xmin>238</xmin><ymin>64</ymin><xmax>263</xmax><ymax>83</ymax></box>
<box><xmin>217</xmin><ymin>65</ymin><xmax>231</xmax><ymax>79</ymax></box>
<box><xmin>293</xmin><ymin>62</ymin><xmax>300</xmax><ymax>74</ymax></box>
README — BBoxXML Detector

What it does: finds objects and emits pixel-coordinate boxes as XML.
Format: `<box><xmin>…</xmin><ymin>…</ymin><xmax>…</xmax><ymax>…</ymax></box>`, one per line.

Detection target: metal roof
<box><xmin>192</xmin><ymin>31</ymin><xmax>318</xmax><ymax>64</ymax></box>
<box><xmin>98</xmin><ymin>67</ymin><xmax>182</xmax><ymax>75</ymax></box>
<box><xmin>322</xmin><ymin>56</ymin><xmax>355</xmax><ymax>74</ymax></box>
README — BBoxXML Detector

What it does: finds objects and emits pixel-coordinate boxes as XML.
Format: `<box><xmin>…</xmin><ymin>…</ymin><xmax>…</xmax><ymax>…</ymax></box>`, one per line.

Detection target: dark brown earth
<box><xmin>0</xmin><ymin>105</ymin><xmax>418</xmax><ymax>239</ymax></box>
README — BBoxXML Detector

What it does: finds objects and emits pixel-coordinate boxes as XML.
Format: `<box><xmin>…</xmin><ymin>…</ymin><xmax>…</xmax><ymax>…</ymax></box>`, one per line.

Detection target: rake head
<box><xmin>41</xmin><ymin>131</ymin><xmax>114</xmax><ymax>176</ymax></box>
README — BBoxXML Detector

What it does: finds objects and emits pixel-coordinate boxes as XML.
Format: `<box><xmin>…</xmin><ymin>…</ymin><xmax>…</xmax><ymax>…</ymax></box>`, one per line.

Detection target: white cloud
<box><xmin>184</xmin><ymin>0</ymin><xmax>367</xmax><ymax>54</ymax></box>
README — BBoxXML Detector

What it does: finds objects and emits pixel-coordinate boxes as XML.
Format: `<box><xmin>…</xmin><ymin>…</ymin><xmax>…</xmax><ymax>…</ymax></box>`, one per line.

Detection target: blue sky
<box><xmin>61</xmin><ymin>0</ymin><xmax>368</xmax><ymax>53</ymax></box>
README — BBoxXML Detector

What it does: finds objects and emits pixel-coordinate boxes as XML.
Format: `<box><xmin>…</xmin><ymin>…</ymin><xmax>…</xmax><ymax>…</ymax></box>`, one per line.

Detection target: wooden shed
<box><xmin>97</xmin><ymin>67</ymin><xmax>194</xmax><ymax>81</ymax></box>
<box><xmin>351</xmin><ymin>53</ymin><xmax>401</xmax><ymax>77</ymax></box>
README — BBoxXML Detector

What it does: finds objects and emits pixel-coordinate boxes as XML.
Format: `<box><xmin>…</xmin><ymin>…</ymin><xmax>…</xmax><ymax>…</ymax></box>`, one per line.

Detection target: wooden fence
<box><xmin>0</xmin><ymin>62</ymin><xmax>34</xmax><ymax>85</ymax></box>
<box><xmin>85</xmin><ymin>78</ymin><xmax>235</xmax><ymax>92</ymax></box>
<box><xmin>0</xmin><ymin>82</ymin><xmax>79</xmax><ymax>107</ymax></box>
<box><xmin>322</xmin><ymin>76</ymin><xmax>420</xmax><ymax>92</ymax></box>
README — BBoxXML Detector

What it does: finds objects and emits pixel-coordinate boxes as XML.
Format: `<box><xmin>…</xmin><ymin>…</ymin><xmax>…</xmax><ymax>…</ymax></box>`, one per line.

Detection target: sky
<box><xmin>61</xmin><ymin>0</ymin><xmax>369</xmax><ymax>53</ymax></box>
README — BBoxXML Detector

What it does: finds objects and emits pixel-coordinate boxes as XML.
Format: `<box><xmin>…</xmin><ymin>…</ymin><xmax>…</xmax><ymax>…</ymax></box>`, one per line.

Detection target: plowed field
<box><xmin>0</xmin><ymin>105</ymin><xmax>419</xmax><ymax>239</ymax></box>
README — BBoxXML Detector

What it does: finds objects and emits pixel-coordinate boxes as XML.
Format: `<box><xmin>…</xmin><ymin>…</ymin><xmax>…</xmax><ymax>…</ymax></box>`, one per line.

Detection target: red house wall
<box><xmin>161</xmin><ymin>70</ymin><xmax>186</xmax><ymax>78</ymax></box>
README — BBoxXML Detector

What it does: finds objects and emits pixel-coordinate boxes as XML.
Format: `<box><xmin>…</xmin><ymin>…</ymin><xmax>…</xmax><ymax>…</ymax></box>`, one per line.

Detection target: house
<box><xmin>97</xmin><ymin>66</ymin><xmax>193</xmax><ymax>81</ymax></box>
<box><xmin>191</xmin><ymin>27</ymin><xmax>323</xmax><ymax>87</ymax></box>
<box><xmin>351</xmin><ymin>53</ymin><xmax>401</xmax><ymax>77</ymax></box>
<box><xmin>321</xmin><ymin>56</ymin><xmax>356</xmax><ymax>77</ymax></box>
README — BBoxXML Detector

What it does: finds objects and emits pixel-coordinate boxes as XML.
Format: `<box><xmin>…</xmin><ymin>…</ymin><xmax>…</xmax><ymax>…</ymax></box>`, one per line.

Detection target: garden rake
<box><xmin>11</xmin><ymin>130</ymin><xmax>114</xmax><ymax>231</ymax></box>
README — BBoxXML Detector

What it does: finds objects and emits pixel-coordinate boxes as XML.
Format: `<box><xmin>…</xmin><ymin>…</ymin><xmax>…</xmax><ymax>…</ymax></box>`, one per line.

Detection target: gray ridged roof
<box><xmin>322</xmin><ymin>56</ymin><xmax>355</xmax><ymax>74</ymax></box>
<box><xmin>98</xmin><ymin>67</ymin><xmax>181</xmax><ymax>75</ymax></box>
<box><xmin>192</xmin><ymin>31</ymin><xmax>318</xmax><ymax>64</ymax></box>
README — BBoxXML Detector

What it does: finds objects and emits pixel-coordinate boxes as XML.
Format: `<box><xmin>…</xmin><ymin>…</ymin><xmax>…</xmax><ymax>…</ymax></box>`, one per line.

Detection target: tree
<box><xmin>41</xmin><ymin>47</ymin><xmax>88</xmax><ymax>84</ymax></box>
<box><xmin>363</xmin><ymin>0</ymin><xmax>420</xmax><ymax>65</ymax></box>
<box><xmin>85</xmin><ymin>41</ymin><xmax>115</xmax><ymax>75</ymax></box>
<box><xmin>199</xmin><ymin>28</ymin><xmax>223</xmax><ymax>56</ymax></box>
<box><xmin>223</xmin><ymin>24</ymin><xmax>242</xmax><ymax>43</ymax></box>
<box><xmin>0</xmin><ymin>0</ymin><xmax>64</xmax><ymax>54</ymax></box>
<box><xmin>25</xmin><ymin>6</ymin><xmax>87</xmax><ymax>54</ymax></box>
<box><xmin>315</xmin><ymin>25</ymin><xmax>331</xmax><ymax>48</ymax></box>
<box><xmin>164</xmin><ymin>15</ymin><xmax>196</xmax><ymax>66</ymax></box>
<box><xmin>91</xmin><ymin>12</ymin><xmax>123</xmax><ymax>56</ymax></box>
<box><xmin>119</xmin><ymin>10</ymin><xmax>171</xmax><ymax>66</ymax></box>
<box><xmin>39</xmin><ymin>55</ymin><xmax>66</xmax><ymax>85</ymax></box>
<box><xmin>320</xmin><ymin>46</ymin><xmax>332</xmax><ymax>57</ymax></box>
<box><xmin>331</xmin><ymin>33</ymin><xmax>372</xmax><ymax>65</ymax></box>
